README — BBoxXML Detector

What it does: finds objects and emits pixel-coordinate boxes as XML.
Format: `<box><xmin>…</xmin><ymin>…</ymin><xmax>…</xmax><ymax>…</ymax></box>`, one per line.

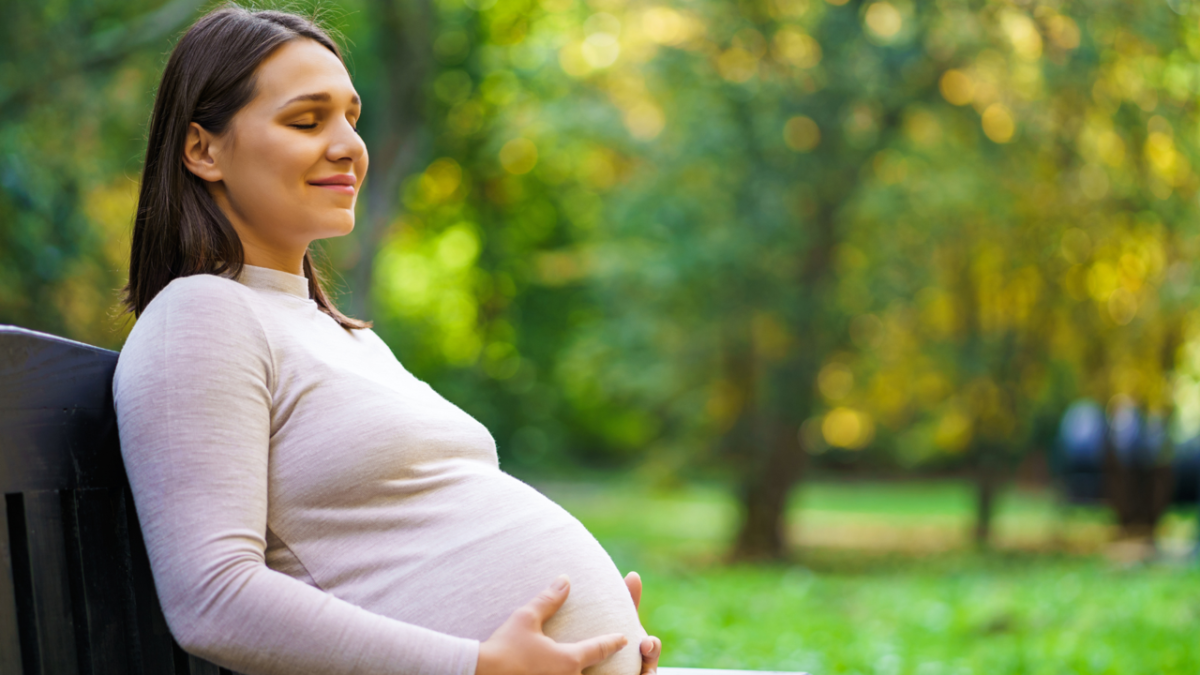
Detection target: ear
<box><xmin>181</xmin><ymin>122</ymin><xmax>224</xmax><ymax>183</ymax></box>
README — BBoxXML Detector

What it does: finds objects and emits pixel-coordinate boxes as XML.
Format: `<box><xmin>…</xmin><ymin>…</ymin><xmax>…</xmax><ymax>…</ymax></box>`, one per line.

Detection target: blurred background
<box><xmin>4</xmin><ymin>0</ymin><xmax>1200</xmax><ymax>671</ymax></box>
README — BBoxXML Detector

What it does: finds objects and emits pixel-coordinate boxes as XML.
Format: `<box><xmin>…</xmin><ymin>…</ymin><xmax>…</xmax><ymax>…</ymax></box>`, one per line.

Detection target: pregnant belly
<box><xmin>276</xmin><ymin>466</ymin><xmax>646</xmax><ymax>675</ymax></box>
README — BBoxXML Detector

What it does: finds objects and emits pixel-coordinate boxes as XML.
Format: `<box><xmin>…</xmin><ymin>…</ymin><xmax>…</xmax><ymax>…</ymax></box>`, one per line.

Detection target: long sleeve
<box><xmin>112</xmin><ymin>275</ymin><xmax>479</xmax><ymax>675</ymax></box>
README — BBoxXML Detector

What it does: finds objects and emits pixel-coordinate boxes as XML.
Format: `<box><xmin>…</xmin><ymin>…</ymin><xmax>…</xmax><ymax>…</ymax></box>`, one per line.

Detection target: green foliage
<box><xmin>0</xmin><ymin>0</ymin><xmax>191</xmax><ymax>347</ymax></box>
<box><xmin>8</xmin><ymin>0</ymin><xmax>1200</xmax><ymax>495</ymax></box>
<box><xmin>369</xmin><ymin>0</ymin><xmax>1200</xmax><ymax>488</ymax></box>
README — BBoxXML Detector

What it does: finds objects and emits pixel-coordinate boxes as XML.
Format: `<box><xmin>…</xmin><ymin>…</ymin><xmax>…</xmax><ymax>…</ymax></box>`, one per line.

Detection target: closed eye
<box><xmin>290</xmin><ymin>122</ymin><xmax>358</xmax><ymax>132</ymax></box>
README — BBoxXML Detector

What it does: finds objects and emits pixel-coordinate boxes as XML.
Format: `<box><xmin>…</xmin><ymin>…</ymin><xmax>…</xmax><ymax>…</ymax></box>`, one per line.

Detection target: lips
<box><xmin>309</xmin><ymin>174</ymin><xmax>356</xmax><ymax>195</ymax></box>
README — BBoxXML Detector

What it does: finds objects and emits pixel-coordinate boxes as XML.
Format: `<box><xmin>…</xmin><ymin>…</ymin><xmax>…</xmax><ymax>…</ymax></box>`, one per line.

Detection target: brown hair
<box><xmin>122</xmin><ymin>3</ymin><xmax>370</xmax><ymax>330</ymax></box>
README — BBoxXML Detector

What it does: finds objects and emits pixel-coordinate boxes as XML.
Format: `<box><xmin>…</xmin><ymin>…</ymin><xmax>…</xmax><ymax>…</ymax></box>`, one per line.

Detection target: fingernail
<box><xmin>552</xmin><ymin>574</ymin><xmax>569</xmax><ymax>591</ymax></box>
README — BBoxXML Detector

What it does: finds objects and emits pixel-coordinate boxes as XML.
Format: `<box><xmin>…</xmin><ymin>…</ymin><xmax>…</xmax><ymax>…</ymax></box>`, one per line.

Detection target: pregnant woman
<box><xmin>112</xmin><ymin>5</ymin><xmax>662</xmax><ymax>675</ymax></box>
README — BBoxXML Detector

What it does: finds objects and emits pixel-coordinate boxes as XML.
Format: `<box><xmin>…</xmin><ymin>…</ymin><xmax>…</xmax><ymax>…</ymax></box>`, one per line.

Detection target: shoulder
<box><xmin>137</xmin><ymin>273</ymin><xmax>263</xmax><ymax>326</ymax></box>
<box><xmin>121</xmin><ymin>274</ymin><xmax>270</xmax><ymax>365</ymax></box>
<box><xmin>353</xmin><ymin>325</ymin><xmax>406</xmax><ymax>363</ymax></box>
<box><xmin>152</xmin><ymin>273</ymin><xmax>257</xmax><ymax>311</ymax></box>
<box><xmin>113</xmin><ymin>274</ymin><xmax>276</xmax><ymax>418</ymax></box>
<box><xmin>355</xmin><ymin>325</ymin><xmax>389</xmax><ymax>350</ymax></box>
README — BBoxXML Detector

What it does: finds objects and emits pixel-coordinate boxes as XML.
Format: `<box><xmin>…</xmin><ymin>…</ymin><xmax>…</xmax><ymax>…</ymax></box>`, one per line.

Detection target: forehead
<box><xmin>252</xmin><ymin>38</ymin><xmax>356</xmax><ymax>104</ymax></box>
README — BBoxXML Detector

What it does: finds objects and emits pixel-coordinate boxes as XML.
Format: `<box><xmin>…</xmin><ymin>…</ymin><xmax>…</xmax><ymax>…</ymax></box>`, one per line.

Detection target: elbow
<box><xmin>169</xmin><ymin>620</ymin><xmax>215</xmax><ymax>659</ymax></box>
<box><xmin>165</xmin><ymin>605</ymin><xmax>225</xmax><ymax>661</ymax></box>
<box><xmin>162</xmin><ymin>593</ymin><xmax>235</xmax><ymax>659</ymax></box>
<box><xmin>156</xmin><ymin>555</ymin><xmax>265</xmax><ymax>660</ymax></box>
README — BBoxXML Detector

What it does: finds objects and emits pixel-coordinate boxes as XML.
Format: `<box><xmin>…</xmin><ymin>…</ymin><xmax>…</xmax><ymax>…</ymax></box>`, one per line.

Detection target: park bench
<box><xmin>1</xmin><ymin>325</ymin><xmax>804</xmax><ymax>675</ymax></box>
<box><xmin>0</xmin><ymin>325</ymin><xmax>219</xmax><ymax>674</ymax></box>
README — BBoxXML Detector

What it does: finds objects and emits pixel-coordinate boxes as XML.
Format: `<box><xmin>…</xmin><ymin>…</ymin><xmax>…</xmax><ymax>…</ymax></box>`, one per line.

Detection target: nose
<box><xmin>327</xmin><ymin>118</ymin><xmax>367</xmax><ymax>168</ymax></box>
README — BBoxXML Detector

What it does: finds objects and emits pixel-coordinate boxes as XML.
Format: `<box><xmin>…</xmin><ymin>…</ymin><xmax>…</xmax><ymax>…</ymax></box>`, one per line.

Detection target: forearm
<box><xmin>159</xmin><ymin>557</ymin><xmax>478</xmax><ymax>675</ymax></box>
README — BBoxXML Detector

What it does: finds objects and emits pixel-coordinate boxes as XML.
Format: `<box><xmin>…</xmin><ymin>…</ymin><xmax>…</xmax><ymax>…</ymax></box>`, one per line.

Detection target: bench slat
<box><xmin>23</xmin><ymin>490</ymin><xmax>80</xmax><ymax>675</ymax></box>
<box><xmin>0</xmin><ymin>326</ymin><xmax>125</xmax><ymax>494</ymax></box>
<box><xmin>187</xmin><ymin>652</ymin><xmax>221</xmax><ymax>674</ymax></box>
<box><xmin>124</xmin><ymin>486</ymin><xmax>178</xmax><ymax>675</ymax></box>
<box><xmin>0</xmin><ymin>495</ymin><xmax>23</xmax><ymax>673</ymax></box>
<box><xmin>67</xmin><ymin>488</ymin><xmax>134</xmax><ymax>674</ymax></box>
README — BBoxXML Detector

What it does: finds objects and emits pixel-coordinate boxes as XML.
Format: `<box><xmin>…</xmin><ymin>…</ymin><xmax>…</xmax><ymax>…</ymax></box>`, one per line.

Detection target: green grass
<box><xmin>533</xmin><ymin>479</ymin><xmax>1200</xmax><ymax>675</ymax></box>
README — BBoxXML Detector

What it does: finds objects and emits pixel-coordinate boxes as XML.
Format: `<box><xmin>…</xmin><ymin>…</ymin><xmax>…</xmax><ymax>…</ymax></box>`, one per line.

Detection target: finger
<box><xmin>569</xmin><ymin>632</ymin><xmax>629</xmax><ymax>668</ymax></box>
<box><xmin>523</xmin><ymin>574</ymin><xmax>571</xmax><ymax>628</ymax></box>
<box><xmin>641</xmin><ymin>636</ymin><xmax>661</xmax><ymax>660</ymax></box>
<box><xmin>639</xmin><ymin>636</ymin><xmax>660</xmax><ymax>675</ymax></box>
<box><xmin>624</xmin><ymin>571</ymin><xmax>642</xmax><ymax>608</ymax></box>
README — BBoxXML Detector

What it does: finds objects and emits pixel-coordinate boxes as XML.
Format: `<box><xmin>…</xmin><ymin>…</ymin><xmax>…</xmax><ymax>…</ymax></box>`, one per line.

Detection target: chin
<box><xmin>320</xmin><ymin>215</ymin><xmax>356</xmax><ymax>238</ymax></box>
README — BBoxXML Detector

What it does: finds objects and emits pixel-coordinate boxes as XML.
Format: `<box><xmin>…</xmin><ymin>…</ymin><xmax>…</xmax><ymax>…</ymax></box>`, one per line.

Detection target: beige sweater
<box><xmin>112</xmin><ymin>264</ymin><xmax>645</xmax><ymax>675</ymax></box>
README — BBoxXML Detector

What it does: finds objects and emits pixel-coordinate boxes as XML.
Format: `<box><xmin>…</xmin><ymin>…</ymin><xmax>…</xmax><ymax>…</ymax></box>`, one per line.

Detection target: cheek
<box><xmin>237</xmin><ymin>131</ymin><xmax>315</xmax><ymax>196</ymax></box>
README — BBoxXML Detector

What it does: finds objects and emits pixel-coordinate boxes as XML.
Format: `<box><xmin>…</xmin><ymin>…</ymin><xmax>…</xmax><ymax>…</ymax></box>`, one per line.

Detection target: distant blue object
<box><xmin>1059</xmin><ymin>399</ymin><xmax>1105</xmax><ymax>466</ymax></box>
<box><xmin>1105</xmin><ymin>401</ymin><xmax>1168</xmax><ymax>467</ymax></box>
<box><xmin>1057</xmin><ymin>401</ymin><xmax>1200</xmax><ymax>556</ymax></box>
<box><xmin>1057</xmin><ymin>400</ymin><xmax>1106</xmax><ymax>503</ymax></box>
<box><xmin>1135</xmin><ymin>412</ymin><xmax>1166</xmax><ymax>466</ymax></box>
<box><xmin>1109</xmin><ymin>402</ymin><xmax>1141</xmax><ymax>462</ymax></box>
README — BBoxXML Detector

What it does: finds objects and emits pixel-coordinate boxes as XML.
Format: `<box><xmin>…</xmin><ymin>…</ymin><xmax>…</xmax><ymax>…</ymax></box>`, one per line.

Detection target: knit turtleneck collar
<box><xmin>227</xmin><ymin>263</ymin><xmax>311</xmax><ymax>300</ymax></box>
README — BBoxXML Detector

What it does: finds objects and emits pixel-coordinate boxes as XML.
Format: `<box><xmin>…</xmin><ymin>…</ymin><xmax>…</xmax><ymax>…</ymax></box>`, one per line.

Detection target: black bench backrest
<box><xmin>1</xmin><ymin>325</ymin><xmax>229</xmax><ymax>675</ymax></box>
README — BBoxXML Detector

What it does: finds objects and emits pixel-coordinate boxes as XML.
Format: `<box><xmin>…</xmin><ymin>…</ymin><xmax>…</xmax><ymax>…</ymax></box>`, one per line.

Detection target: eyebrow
<box><xmin>278</xmin><ymin>92</ymin><xmax>361</xmax><ymax>109</ymax></box>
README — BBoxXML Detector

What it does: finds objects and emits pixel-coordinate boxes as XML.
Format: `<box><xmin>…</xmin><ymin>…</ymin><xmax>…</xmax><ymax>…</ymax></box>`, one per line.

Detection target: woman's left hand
<box><xmin>624</xmin><ymin>571</ymin><xmax>663</xmax><ymax>675</ymax></box>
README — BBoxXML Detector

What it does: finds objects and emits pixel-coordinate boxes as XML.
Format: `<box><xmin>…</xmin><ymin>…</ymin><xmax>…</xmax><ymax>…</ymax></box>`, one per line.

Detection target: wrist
<box><xmin>475</xmin><ymin>639</ymin><xmax>499</xmax><ymax>675</ymax></box>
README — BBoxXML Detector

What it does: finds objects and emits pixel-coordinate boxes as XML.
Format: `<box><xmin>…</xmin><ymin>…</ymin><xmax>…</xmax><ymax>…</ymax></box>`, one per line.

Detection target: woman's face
<box><xmin>185</xmin><ymin>38</ymin><xmax>368</xmax><ymax>267</ymax></box>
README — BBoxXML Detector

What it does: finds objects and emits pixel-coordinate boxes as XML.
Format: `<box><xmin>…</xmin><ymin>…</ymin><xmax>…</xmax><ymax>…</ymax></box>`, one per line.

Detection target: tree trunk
<box><xmin>1103</xmin><ymin>443</ymin><xmax>1173</xmax><ymax>541</ymax></box>
<box><xmin>721</xmin><ymin>15</ymin><xmax>906</xmax><ymax>560</ymax></box>
<box><xmin>727</xmin><ymin>200</ymin><xmax>834</xmax><ymax>562</ymax></box>
<box><xmin>731</xmin><ymin>421</ymin><xmax>806</xmax><ymax>561</ymax></box>
<box><xmin>973</xmin><ymin>446</ymin><xmax>999</xmax><ymax>548</ymax></box>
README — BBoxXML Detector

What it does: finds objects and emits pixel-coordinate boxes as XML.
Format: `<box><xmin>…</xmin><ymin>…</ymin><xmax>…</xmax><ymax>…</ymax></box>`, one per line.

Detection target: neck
<box><xmin>242</xmin><ymin>244</ymin><xmax>307</xmax><ymax>277</ymax></box>
<box><xmin>209</xmin><ymin>184</ymin><xmax>309</xmax><ymax>276</ymax></box>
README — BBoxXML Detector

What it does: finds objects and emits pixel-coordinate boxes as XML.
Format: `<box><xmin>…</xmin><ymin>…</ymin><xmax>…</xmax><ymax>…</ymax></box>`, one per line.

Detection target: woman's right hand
<box><xmin>476</xmin><ymin>574</ymin><xmax>629</xmax><ymax>675</ymax></box>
